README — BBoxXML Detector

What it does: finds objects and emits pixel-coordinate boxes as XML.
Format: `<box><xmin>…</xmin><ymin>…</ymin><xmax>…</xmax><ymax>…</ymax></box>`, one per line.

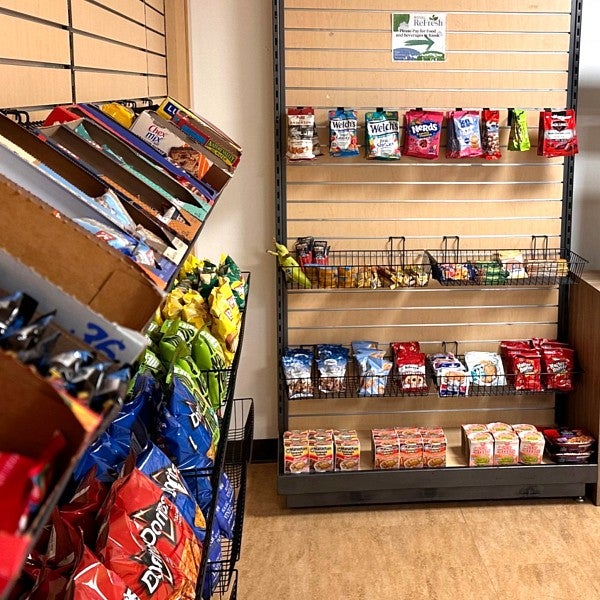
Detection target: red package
<box><xmin>73</xmin><ymin>545</ymin><xmax>137</xmax><ymax>600</ymax></box>
<box><xmin>391</xmin><ymin>341</ymin><xmax>421</xmax><ymax>359</ymax></box>
<box><xmin>403</xmin><ymin>110</ymin><xmax>444</xmax><ymax>159</ymax></box>
<box><xmin>538</xmin><ymin>109</ymin><xmax>578</xmax><ymax>157</ymax></box>
<box><xmin>97</xmin><ymin>468</ymin><xmax>201</xmax><ymax>600</ymax></box>
<box><xmin>542</xmin><ymin>346</ymin><xmax>575</xmax><ymax>391</ymax></box>
<box><xmin>481</xmin><ymin>109</ymin><xmax>501</xmax><ymax>160</ymax></box>
<box><xmin>395</xmin><ymin>352</ymin><xmax>427</xmax><ymax>392</ymax></box>
<box><xmin>60</xmin><ymin>466</ymin><xmax>110</xmax><ymax>550</ymax></box>
<box><xmin>508</xmin><ymin>349</ymin><xmax>543</xmax><ymax>391</ymax></box>
<box><xmin>0</xmin><ymin>431</ymin><xmax>66</xmax><ymax>535</ymax></box>
<box><xmin>499</xmin><ymin>340</ymin><xmax>532</xmax><ymax>359</ymax></box>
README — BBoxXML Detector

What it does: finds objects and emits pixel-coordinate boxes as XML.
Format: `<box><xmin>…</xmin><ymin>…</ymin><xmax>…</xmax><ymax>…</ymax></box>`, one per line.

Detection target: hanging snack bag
<box><xmin>403</xmin><ymin>109</ymin><xmax>444</xmax><ymax>160</ymax></box>
<box><xmin>316</xmin><ymin>344</ymin><xmax>349</xmax><ymax>393</ymax></box>
<box><xmin>481</xmin><ymin>109</ymin><xmax>502</xmax><ymax>160</ymax></box>
<box><xmin>329</xmin><ymin>108</ymin><xmax>359</xmax><ymax>157</ymax></box>
<box><xmin>541</xmin><ymin>345</ymin><xmax>575</xmax><ymax>392</ymax></box>
<box><xmin>286</xmin><ymin>107</ymin><xmax>315</xmax><ymax>161</ymax></box>
<box><xmin>538</xmin><ymin>109</ymin><xmax>579</xmax><ymax>157</ymax></box>
<box><xmin>312</xmin><ymin>120</ymin><xmax>323</xmax><ymax>157</ymax></box>
<box><xmin>465</xmin><ymin>351</ymin><xmax>506</xmax><ymax>386</ymax></box>
<box><xmin>445</xmin><ymin>111</ymin><xmax>461</xmax><ymax>159</ymax></box>
<box><xmin>365</xmin><ymin>109</ymin><xmax>401</xmax><ymax>160</ymax></box>
<box><xmin>355</xmin><ymin>350</ymin><xmax>393</xmax><ymax>396</ymax></box>
<box><xmin>507</xmin><ymin>109</ymin><xmax>531</xmax><ymax>151</ymax></box>
<box><xmin>451</xmin><ymin>110</ymin><xmax>483</xmax><ymax>158</ymax></box>
<box><xmin>282</xmin><ymin>347</ymin><xmax>314</xmax><ymax>398</ymax></box>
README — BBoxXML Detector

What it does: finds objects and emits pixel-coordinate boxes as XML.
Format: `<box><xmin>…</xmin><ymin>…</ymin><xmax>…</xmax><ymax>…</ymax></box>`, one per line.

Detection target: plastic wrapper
<box><xmin>538</xmin><ymin>109</ymin><xmax>578</xmax><ymax>157</ymax></box>
<box><xmin>430</xmin><ymin>353</ymin><xmax>469</xmax><ymax>396</ymax></box>
<box><xmin>201</xmin><ymin>516</ymin><xmax>222</xmax><ymax>600</ymax></box>
<box><xmin>137</xmin><ymin>442</ymin><xmax>207</xmax><ymax>544</ymax></box>
<box><xmin>365</xmin><ymin>110</ymin><xmax>401</xmax><ymax>160</ymax></box>
<box><xmin>0</xmin><ymin>291</ymin><xmax>37</xmax><ymax>336</ymax></box>
<box><xmin>329</xmin><ymin>108</ymin><xmax>359</xmax><ymax>157</ymax></box>
<box><xmin>74</xmin><ymin>218</ymin><xmax>155</xmax><ymax>267</ymax></box>
<box><xmin>541</xmin><ymin>344</ymin><xmax>575</xmax><ymax>391</ymax></box>
<box><xmin>465</xmin><ymin>351</ymin><xmax>506</xmax><ymax>386</ymax></box>
<box><xmin>214</xmin><ymin>471</ymin><xmax>235</xmax><ymax>540</ymax></box>
<box><xmin>498</xmin><ymin>250</ymin><xmax>527</xmax><ymax>279</ymax></box>
<box><xmin>448</xmin><ymin>110</ymin><xmax>483</xmax><ymax>158</ymax></box>
<box><xmin>316</xmin><ymin>344</ymin><xmax>349</xmax><ymax>393</ymax></box>
<box><xmin>355</xmin><ymin>350</ymin><xmax>392</xmax><ymax>396</ymax></box>
<box><xmin>287</xmin><ymin>107</ymin><xmax>315</xmax><ymax>160</ymax></box>
<box><xmin>97</xmin><ymin>468</ymin><xmax>201</xmax><ymax>600</ymax></box>
<box><xmin>505</xmin><ymin>349</ymin><xmax>543</xmax><ymax>391</ymax></box>
<box><xmin>392</xmin><ymin>342</ymin><xmax>427</xmax><ymax>392</ymax></box>
<box><xmin>507</xmin><ymin>109</ymin><xmax>531</xmax><ymax>151</ymax></box>
<box><xmin>209</xmin><ymin>281</ymin><xmax>241</xmax><ymax>364</ymax></box>
<box><xmin>0</xmin><ymin>312</ymin><xmax>55</xmax><ymax>352</ymax></box>
<box><xmin>282</xmin><ymin>347</ymin><xmax>313</xmax><ymax>398</ymax></box>
<box><xmin>158</xmin><ymin>375</ymin><xmax>216</xmax><ymax>471</ymax></box>
<box><xmin>481</xmin><ymin>109</ymin><xmax>501</xmax><ymax>160</ymax></box>
<box><xmin>403</xmin><ymin>110</ymin><xmax>443</xmax><ymax>159</ymax></box>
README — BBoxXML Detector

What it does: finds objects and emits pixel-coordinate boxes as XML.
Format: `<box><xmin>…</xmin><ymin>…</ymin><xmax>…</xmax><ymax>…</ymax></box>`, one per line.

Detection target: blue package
<box><xmin>215</xmin><ymin>471</ymin><xmax>235</xmax><ymax>540</ymax></box>
<box><xmin>158</xmin><ymin>375</ymin><xmax>215</xmax><ymax>472</ymax></box>
<box><xmin>73</xmin><ymin>371</ymin><xmax>157</xmax><ymax>481</ymax></box>
<box><xmin>202</xmin><ymin>516</ymin><xmax>223</xmax><ymax>599</ymax></box>
<box><xmin>137</xmin><ymin>441</ymin><xmax>208</xmax><ymax>543</ymax></box>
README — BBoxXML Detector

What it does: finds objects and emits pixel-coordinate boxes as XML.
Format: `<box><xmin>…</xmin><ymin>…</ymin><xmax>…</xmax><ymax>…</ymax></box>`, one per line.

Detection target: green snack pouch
<box><xmin>365</xmin><ymin>110</ymin><xmax>401</xmax><ymax>160</ymax></box>
<box><xmin>507</xmin><ymin>109</ymin><xmax>531</xmax><ymax>151</ymax></box>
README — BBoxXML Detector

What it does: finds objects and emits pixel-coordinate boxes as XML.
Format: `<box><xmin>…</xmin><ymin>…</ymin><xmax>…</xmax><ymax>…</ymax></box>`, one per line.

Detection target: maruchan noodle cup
<box><xmin>310</xmin><ymin>436</ymin><xmax>334</xmax><ymax>473</ymax></box>
<box><xmin>493</xmin><ymin>431</ymin><xmax>519</xmax><ymax>466</ymax></box>
<box><xmin>372</xmin><ymin>434</ymin><xmax>400</xmax><ymax>470</ymax></box>
<box><xmin>518</xmin><ymin>430</ymin><xmax>545</xmax><ymax>465</ymax></box>
<box><xmin>335</xmin><ymin>437</ymin><xmax>360</xmax><ymax>471</ymax></box>
<box><xmin>283</xmin><ymin>433</ymin><xmax>309</xmax><ymax>474</ymax></box>
<box><xmin>468</xmin><ymin>432</ymin><xmax>494</xmax><ymax>467</ymax></box>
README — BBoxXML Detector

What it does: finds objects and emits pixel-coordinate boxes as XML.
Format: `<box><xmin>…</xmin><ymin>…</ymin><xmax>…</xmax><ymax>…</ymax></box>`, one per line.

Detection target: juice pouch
<box><xmin>365</xmin><ymin>109</ymin><xmax>401</xmax><ymax>160</ymax></box>
<box><xmin>403</xmin><ymin>110</ymin><xmax>444</xmax><ymax>159</ymax></box>
<box><xmin>507</xmin><ymin>109</ymin><xmax>531</xmax><ymax>151</ymax></box>
<box><xmin>286</xmin><ymin>107</ymin><xmax>315</xmax><ymax>160</ymax></box>
<box><xmin>329</xmin><ymin>108</ymin><xmax>359</xmax><ymax>157</ymax></box>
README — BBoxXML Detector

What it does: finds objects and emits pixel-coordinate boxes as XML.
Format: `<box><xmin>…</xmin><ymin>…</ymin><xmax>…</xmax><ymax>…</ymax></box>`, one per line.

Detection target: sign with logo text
<box><xmin>392</xmin><ymin>13</ymin><xmax>446</xmax><ymax>62</ymax></box>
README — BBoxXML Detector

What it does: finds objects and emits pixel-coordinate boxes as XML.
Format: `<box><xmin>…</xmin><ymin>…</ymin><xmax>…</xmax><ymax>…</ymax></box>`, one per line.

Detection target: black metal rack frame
<box><xmin>273</xmin><ymin>0</ymin><xmax>590</xmax><ymax>507</ymax></box>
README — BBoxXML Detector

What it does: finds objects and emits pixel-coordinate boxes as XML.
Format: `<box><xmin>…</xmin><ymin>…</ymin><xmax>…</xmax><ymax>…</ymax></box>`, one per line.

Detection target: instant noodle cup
<box><xmin>372</xmin><ymin>433</ymin><xmax>400</xmax><ymax>470</ymax></box>
<box><xmin>423</xmin><ymin>433</ymin><xmax>447</xmax><ymax>468</ymax></box>
<box><xmin>335</xmin><ymin>437</ymin><xmax>360</xmax><ymax>471</ymax></box>
<box><xmin>284</xmin><ymin>434</ymin><xmax>309</xmax><ymax>474</ymax></box>
<box><xmin>398</xmin><ymin>434</ymin><xmax>423</xmax><ymax>469</ymax></box>
<box><xmin>512</xmin><ymin>423</ymin><xmax>537</xmax><ymax>433</ymax></box>
<box><xmin>309</xmin><ymin>435</ymin><xmax>334</xmax><ymax>473</ymax></box>
<box><xmin>518</xmin><ymin>430</ymin><xmax>545</xmax><ymax>465</ymax></box>
<box><xmin>493</xmin><ymin>431</ymin><xmax>519</xmax><ymax>466</ymax></box>
<box><xmin>461</xmin><ymin>424</ymin><xmax>488</xmax><ymax>454</ymax></box>
<box><xmin>468</xmin><ymin>432</ymin><xmax>494</xmax><ymax>467</ymax></box>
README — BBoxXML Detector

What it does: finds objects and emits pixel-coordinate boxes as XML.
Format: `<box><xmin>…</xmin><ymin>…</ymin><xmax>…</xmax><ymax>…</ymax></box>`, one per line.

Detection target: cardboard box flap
<box><xmin>0</xmin><ymin>173</ymin><xmax>163</xmax><ymax>331</ymax></box>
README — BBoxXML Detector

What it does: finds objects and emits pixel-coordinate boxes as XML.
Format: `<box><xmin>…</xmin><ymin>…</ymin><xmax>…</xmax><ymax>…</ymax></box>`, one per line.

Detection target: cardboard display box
<box><xmin>37</xmin><ymin>121</ymin><xmax>201</xmax><ymax>244</ymax></box>
<box><xmin>157</xmin><ymin>96</ymin><xmax>242</xmax><ymax>170</ymax></box>
<box><xmin>0</xmin><ymin>114</ymin><xmax>184</xmax><ymax>287</ymax></box>
<box><xmin>130</xmin><ymin>110</ymin><xmax>233</xmax><ymax>199</ymax></box>
<box><xmin>0</xmin><ymin>173</ymin><xmax>164</xmax><ymax>331</ymax></box>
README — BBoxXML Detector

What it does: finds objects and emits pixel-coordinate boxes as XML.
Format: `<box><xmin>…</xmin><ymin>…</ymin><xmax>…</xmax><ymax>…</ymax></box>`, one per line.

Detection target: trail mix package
<box><xmin>282</xmin><ymin>347</ymin><xmax>314</xmax><ymax>398</ymax></box>
<box><xmin>507</xmin><ymin>109</ymin><xmax>531</xmax><ymax>151</ymax></box>
<box><xmin>329</xmin><ymin>108</ymin><xmax>359</xmax><ymax>157</ymax></box>
<box><xmin>286</xmin><ymin>107</ymin><xmax>315</xmax><ymax>160</ymax></box>
<box><xmin>316</xmin><ymin>344</ymin><xmax>349</xmax><ymax>393</ymax></box>
<box><xmin>538</xmin><ymin>109</ymin><xmax>579</xmax><ymax>157</ymax></box>
<box><xmin>365</xmin><ymin>109</ymin><xmax>401</xmax><ymax>160</ymax></box>
<box><xmin>481</xmin><ymin>109</ymin><xmax>501</xmax><ymax>160</ymax></box>
<box><xmin>403</xmin><ymin>110</ymin><xmax>444</xmax><ymax>159</ymax></box>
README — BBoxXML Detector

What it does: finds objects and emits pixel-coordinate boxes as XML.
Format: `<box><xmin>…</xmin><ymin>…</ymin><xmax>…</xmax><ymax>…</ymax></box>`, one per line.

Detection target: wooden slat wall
<box><xmin>281</xmin><ymin>0</ymin><xmax>575</xmax><ymax>430</ymax></box>
<box><xmin>0</xmin><ymin>0</ymin><xmax>170</xmax><ymax>112</ymax></box>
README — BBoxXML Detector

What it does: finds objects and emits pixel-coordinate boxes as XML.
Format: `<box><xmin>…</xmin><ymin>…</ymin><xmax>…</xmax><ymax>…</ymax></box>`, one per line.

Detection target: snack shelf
<box><xmin>278</xmin><ymin>428</ymin><xmax>597</xmax><ymax>508</ymax></box>
<box><xmin>283</xmin><ymin>238</ymin><xmax>587</xmax><ymax>290</ymax></box>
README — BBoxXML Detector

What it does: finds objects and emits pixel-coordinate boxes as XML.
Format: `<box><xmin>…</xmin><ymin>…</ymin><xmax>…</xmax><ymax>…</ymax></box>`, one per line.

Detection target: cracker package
<box><xmin>365</xmin><ymin>109</ymin><xmax>401</xmax><ymax>160</ymax></box>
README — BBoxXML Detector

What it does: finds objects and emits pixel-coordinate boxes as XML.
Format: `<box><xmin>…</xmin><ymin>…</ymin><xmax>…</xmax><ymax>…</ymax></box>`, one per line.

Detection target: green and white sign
<box><xmin>392</xmin><ymin>13</ymin><xmax>446</xmax><ymax>62</ymax></box>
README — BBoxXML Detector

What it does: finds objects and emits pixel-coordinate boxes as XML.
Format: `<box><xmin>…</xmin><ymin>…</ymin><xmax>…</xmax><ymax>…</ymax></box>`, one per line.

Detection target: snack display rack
<box><xmin>274</xmin><ymin>0</ymin><xmax>596</xmax><ymax>507</ymax></box>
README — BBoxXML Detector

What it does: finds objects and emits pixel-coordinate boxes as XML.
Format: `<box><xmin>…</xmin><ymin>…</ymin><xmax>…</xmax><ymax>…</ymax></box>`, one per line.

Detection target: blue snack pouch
<box><xmin>137</xmin><ymin>441</ymin><xmax>208</xmax><ymax>543</ymax></box>
<box><xmin>215</xmin><ymin>471</ymin><xmax>235</xmax><ymax>539</ymax></box>
<box><xmin>202</xmin><ymin>517</ymin><xmax>223</xmax><ymax>599</ymax></box>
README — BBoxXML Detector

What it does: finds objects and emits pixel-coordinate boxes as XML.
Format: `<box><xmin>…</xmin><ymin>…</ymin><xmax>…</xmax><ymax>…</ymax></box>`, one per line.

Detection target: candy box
<box><xmin>492</xmin><ymin>431</ymin><xmax>519</xmax><ymax>466</ymax></box>
<box><xmin>518</xmin><ymin>430</ymin><xmax>545</xmax><ymax>465</ymax></box>
<box><xmin>467</xmin><ymin>432</ymin><xmax>494</xmax><ymax>467</ymax></box>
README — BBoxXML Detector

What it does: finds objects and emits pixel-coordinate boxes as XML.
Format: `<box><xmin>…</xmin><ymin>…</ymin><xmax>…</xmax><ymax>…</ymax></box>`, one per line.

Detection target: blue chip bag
<box><xmin>202</xmin><ymin>516</ymin><xmax>223</xmax><ymax>599</ymax></box>
<box><xmin>137</xmin><ymin>441</ymin><xmax>208</xmax><ymax>543</ymax></box>
<box><xmin>215</xmin><ymin>471</ymin><xmax>235</xmax><ymax>539</ymax></box>
<box><xmin>182</xmin><ymin>471</ymin><xmax>213</xmax><ymax>516</ymax></box>
<box><xmin>73</xmin><ymin>371</ymin><xmax>158</xmax><ymax>481</ymax></box>
<box><xmin>158</xmin><ymin>375</ymin><xmax>215</xmax><ymax>471</ymax></box>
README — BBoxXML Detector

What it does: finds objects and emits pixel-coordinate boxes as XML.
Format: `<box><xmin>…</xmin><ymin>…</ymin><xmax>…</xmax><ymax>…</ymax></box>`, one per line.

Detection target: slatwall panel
<box><xmin>279</xmin><ymin>0</ymin><xmax>576</xmax><ymax>430</ymax></box>
<box><xmin>0</xmin><ymin>0</ymin><xmax>169</xmax><ymax>114</ymax></box>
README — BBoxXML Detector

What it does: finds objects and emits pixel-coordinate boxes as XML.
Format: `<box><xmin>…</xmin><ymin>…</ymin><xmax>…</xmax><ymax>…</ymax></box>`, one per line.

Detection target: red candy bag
<box><xmin>403</xmin><ymin>110</ymin><xmax>444</xmax><ymax>159</ymax></box>
<box><xmin>97</xmin><ymin>468</ymin><xmax>201</xmax><ymax>600</ymax></box>
<box><xmin>542</xmin><ymin>346</ymin><xmax>575</xmax><ymax>391</ymax></box>
<box><xmin>508</xmin><ymin>349</ymin><xmax>543</xmax><ymax>391</ymax></box>
<box><xmin>538</xmin><ymin>109</ymin><xmax>579</xmax><ymax>157</ymax></box>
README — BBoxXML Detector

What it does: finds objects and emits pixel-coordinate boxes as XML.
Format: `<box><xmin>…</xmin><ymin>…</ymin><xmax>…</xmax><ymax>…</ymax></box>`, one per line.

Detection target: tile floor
<box><xmin>235</xmin><ymin>463</ymin><xmax>600</xmax><ymax>600</ymax></box>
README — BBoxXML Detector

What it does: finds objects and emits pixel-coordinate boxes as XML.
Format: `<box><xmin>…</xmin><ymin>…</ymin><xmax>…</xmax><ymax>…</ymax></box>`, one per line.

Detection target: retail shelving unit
<box><xmin>273</xmin><ymin>0</ymin><xmax>596</xmax><ymax>507</ymax></box>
